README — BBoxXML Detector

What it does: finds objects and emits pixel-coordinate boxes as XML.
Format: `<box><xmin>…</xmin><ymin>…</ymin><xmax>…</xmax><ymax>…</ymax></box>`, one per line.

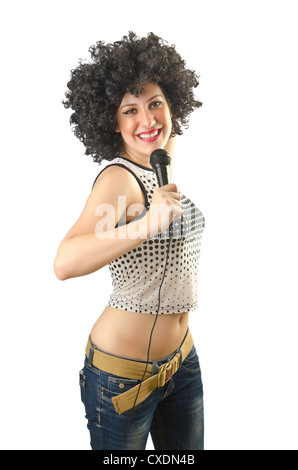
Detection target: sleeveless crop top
<box><xmin>93</xmin><ymin>156</ymin><xmax>205</xmax><ymax>314</ymax></box>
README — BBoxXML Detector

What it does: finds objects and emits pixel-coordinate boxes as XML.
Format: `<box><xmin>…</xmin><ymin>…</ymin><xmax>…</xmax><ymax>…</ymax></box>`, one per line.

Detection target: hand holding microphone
<box><xmin>148</xmin><ymin>149</ymin><xmax>183</xmax><ymax>235</ymax></box>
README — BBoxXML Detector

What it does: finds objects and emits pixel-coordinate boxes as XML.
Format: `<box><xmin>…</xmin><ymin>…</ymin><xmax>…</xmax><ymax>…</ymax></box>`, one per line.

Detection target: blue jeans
<box><xmin>79</xmin><ymin>342</ymin><xmax>204</xmax><ymax>450</ymax></box>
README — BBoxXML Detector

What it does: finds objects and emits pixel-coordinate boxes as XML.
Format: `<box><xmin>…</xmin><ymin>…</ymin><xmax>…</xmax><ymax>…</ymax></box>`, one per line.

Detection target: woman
<box><xmin>54</xmin><ymin>32</ymin><xmax>205</xmax><ymax>450</ymax></box>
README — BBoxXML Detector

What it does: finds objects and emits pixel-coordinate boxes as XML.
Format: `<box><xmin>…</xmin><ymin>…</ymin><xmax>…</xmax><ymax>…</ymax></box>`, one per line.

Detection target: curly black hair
<box><xmin>63</xmin><ymin>32</ymin><xmax>202</xmax><ymax>164</ymax></box>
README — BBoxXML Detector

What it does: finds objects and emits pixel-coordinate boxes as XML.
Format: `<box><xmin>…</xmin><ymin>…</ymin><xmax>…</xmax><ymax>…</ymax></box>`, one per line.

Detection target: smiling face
<box><xmin>115</xmin><ymin>83</ymin><xmax>172</xmax><ymax>165</ymax></box>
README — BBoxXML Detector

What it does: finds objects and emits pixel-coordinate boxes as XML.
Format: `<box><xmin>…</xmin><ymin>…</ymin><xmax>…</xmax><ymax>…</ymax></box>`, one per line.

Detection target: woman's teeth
<box><xmin>138</xmin><ymin>129</ymin><xmax>160</xmax><ymax>140</ymax></box>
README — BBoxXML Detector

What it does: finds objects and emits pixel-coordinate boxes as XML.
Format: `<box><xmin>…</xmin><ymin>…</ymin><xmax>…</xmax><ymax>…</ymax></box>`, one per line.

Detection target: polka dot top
<box><xmin>93</xmin><ymin>156</ymin><xmax>205</xmax><ymax>314</ymax></box>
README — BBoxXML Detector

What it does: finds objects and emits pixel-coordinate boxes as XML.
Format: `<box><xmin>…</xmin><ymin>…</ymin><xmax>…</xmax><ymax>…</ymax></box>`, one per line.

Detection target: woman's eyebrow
<box><xmin>120</xmin><ymin>94</ymin><xmax>163</xmax><ymax>110</ymax></box>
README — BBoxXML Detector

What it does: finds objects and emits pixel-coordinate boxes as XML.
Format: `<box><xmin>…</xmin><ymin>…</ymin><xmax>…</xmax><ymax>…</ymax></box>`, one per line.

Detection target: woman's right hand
<box><xmin>145</xmin><ymin>183</ymin><xmax>183</xmax><ymax>236</ymax></box>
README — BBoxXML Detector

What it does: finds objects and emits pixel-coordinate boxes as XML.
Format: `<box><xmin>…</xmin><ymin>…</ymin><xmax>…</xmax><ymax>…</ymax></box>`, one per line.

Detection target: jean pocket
<box><xmin>102</xmin><ymin>376</ymin><xmax>140</xmax><ymax>401</ymax></box>
<box><xmin>181</xmin><ymin>347</ymin><xmax>201</xmax><ymax>373</ymax></box>
<box><xmin>79</xmin><ymin>369</ymin><xmax>86</xmax><ymax>404</ymax></box>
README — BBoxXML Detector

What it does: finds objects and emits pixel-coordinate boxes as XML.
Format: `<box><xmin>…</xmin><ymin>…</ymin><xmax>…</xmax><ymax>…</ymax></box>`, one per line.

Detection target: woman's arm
<box><xmin>54</xmin><ymin>216</ymin><xmax>151</xmax><ymax>280</ymax></box>
<box><xmin>53</xmin><ymin>164</ymin><xmax>182</xmax><ymax>281</ymax></box>
<box><xmin>54</xmin><ymin>165</ymin><xmax>146</xmax><ymax>280</ymax></box>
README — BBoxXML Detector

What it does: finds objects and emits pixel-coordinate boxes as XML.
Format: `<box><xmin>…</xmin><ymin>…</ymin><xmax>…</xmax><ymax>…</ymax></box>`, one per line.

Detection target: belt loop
<box><xmin>87</xmin><ymin>343</ymin><xmax>94</xmax><ymax>365</ymax></box>
<box><xmin>152</xmin><ymin>361</ymin><xmax>158</xmax><ymax>376</ymax></box>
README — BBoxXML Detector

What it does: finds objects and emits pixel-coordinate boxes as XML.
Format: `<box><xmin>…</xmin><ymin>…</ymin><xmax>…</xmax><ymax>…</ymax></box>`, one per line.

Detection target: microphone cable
<box><xmin>121</xmin><ymin>149</ymin><xmax>173</xmax><ymax>450</ymax></box>
<box><xmin>121</xmin><ymin>220</ymin><xmax>173</xmax><ymax>450</ymax></box>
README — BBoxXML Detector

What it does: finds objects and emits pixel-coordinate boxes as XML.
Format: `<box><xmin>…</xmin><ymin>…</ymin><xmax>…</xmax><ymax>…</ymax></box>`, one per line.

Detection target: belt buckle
<box><xmin>157</xmin><ymin>362</ymin><xmax>172</xmax><ymax>388</ymax></box>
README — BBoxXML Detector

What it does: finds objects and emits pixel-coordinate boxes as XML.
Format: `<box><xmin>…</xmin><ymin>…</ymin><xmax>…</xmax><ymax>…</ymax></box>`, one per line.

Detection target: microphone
<box><xmin>150</xmin><ymin>149</ymin><xmax>171</xmax><ymax>187</ymax></box>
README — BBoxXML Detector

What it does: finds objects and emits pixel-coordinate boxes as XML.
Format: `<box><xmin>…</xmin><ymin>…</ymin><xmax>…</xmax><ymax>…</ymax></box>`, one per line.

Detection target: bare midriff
<box><xmin>90</xmin><ymin>305</ymin><xmax>189</xmax><ymax>361</ymax></box>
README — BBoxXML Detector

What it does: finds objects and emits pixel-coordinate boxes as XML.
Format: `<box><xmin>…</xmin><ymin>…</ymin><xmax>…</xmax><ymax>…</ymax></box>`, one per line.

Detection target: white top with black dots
<box><xmin>93</xmin><ymin>156</ymin><xmax>205</xmax><ymax>314</ymax></box>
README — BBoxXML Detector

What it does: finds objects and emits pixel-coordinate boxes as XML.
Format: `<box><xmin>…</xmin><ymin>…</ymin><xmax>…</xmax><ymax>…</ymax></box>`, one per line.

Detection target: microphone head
<box><xmin>150</xmin><ymin>149</ymin><xmax>171</xmax><ymax>169</ymax></box>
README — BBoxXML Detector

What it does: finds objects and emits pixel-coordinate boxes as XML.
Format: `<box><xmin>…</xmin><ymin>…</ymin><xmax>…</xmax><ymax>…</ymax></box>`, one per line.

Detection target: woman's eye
<box><xmin>150</xmin><ymin>101</ymin><xmax>162</xmax><ymax>108</ymax></box>
<box><xmin>123</xmin><ymin>108</ymin><xmax>136</xmax><ymax>115</ymax></box>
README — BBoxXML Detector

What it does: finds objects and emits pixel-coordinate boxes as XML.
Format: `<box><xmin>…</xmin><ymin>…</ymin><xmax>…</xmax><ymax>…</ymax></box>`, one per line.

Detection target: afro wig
<box><xmin>63</xmin><ymin>32</ymin><xmax>202</xmax><ymax>164</ymax></box>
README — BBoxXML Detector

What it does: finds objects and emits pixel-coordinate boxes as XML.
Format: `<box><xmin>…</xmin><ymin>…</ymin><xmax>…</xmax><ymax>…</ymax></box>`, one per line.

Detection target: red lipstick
<box><xmin>136</xmin><ymin>128</ymin><xmax>162</xmax><ymax>143</ymax></box>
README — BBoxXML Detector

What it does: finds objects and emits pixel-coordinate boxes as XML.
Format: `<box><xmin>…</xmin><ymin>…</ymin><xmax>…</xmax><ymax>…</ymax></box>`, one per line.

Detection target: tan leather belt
<box><xmin>85</xmin><ymin>329</ymin><xmax>194</xmax><ymax>415</ymax></box>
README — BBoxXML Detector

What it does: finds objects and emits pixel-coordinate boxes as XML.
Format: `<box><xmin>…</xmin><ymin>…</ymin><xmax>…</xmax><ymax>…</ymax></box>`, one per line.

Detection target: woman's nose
<box><xmin>139</xmin><ymin>108</ymin><xmax>156</xmax><ymax>128</ymax></box>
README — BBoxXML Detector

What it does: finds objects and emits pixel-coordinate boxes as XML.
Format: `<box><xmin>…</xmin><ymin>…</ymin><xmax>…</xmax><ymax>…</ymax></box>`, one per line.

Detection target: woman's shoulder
<box><xmin>92</xmin><ymin>160</ymin><xmax>139</xmax><ymax>192</ymax></box>
<box><xmin>90</xmin><ymin>160</ymin><xmax>146</xmax><ymax>212</ymax></box>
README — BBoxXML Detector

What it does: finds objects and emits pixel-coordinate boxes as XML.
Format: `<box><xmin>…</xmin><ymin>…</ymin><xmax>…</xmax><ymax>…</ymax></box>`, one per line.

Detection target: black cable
<box><xmin>121</xmin><ymin>221</ymin><xmax>173</xmax><ymax>450</ymax></box>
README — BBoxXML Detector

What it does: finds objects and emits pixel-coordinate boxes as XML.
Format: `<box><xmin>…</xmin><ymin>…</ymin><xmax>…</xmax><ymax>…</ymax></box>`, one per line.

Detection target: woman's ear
<box><xmin>115</xmin><ymin>126</ymin><xmax>121</xmax><ymax>133</ymax></box>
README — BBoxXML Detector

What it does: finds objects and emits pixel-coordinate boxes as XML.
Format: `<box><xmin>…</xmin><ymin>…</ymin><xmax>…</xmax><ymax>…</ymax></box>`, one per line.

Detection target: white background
<box><xmin>0</xmin><ymin>0</ymin><xmax>297</xmax><ymax>450</ymax></box>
